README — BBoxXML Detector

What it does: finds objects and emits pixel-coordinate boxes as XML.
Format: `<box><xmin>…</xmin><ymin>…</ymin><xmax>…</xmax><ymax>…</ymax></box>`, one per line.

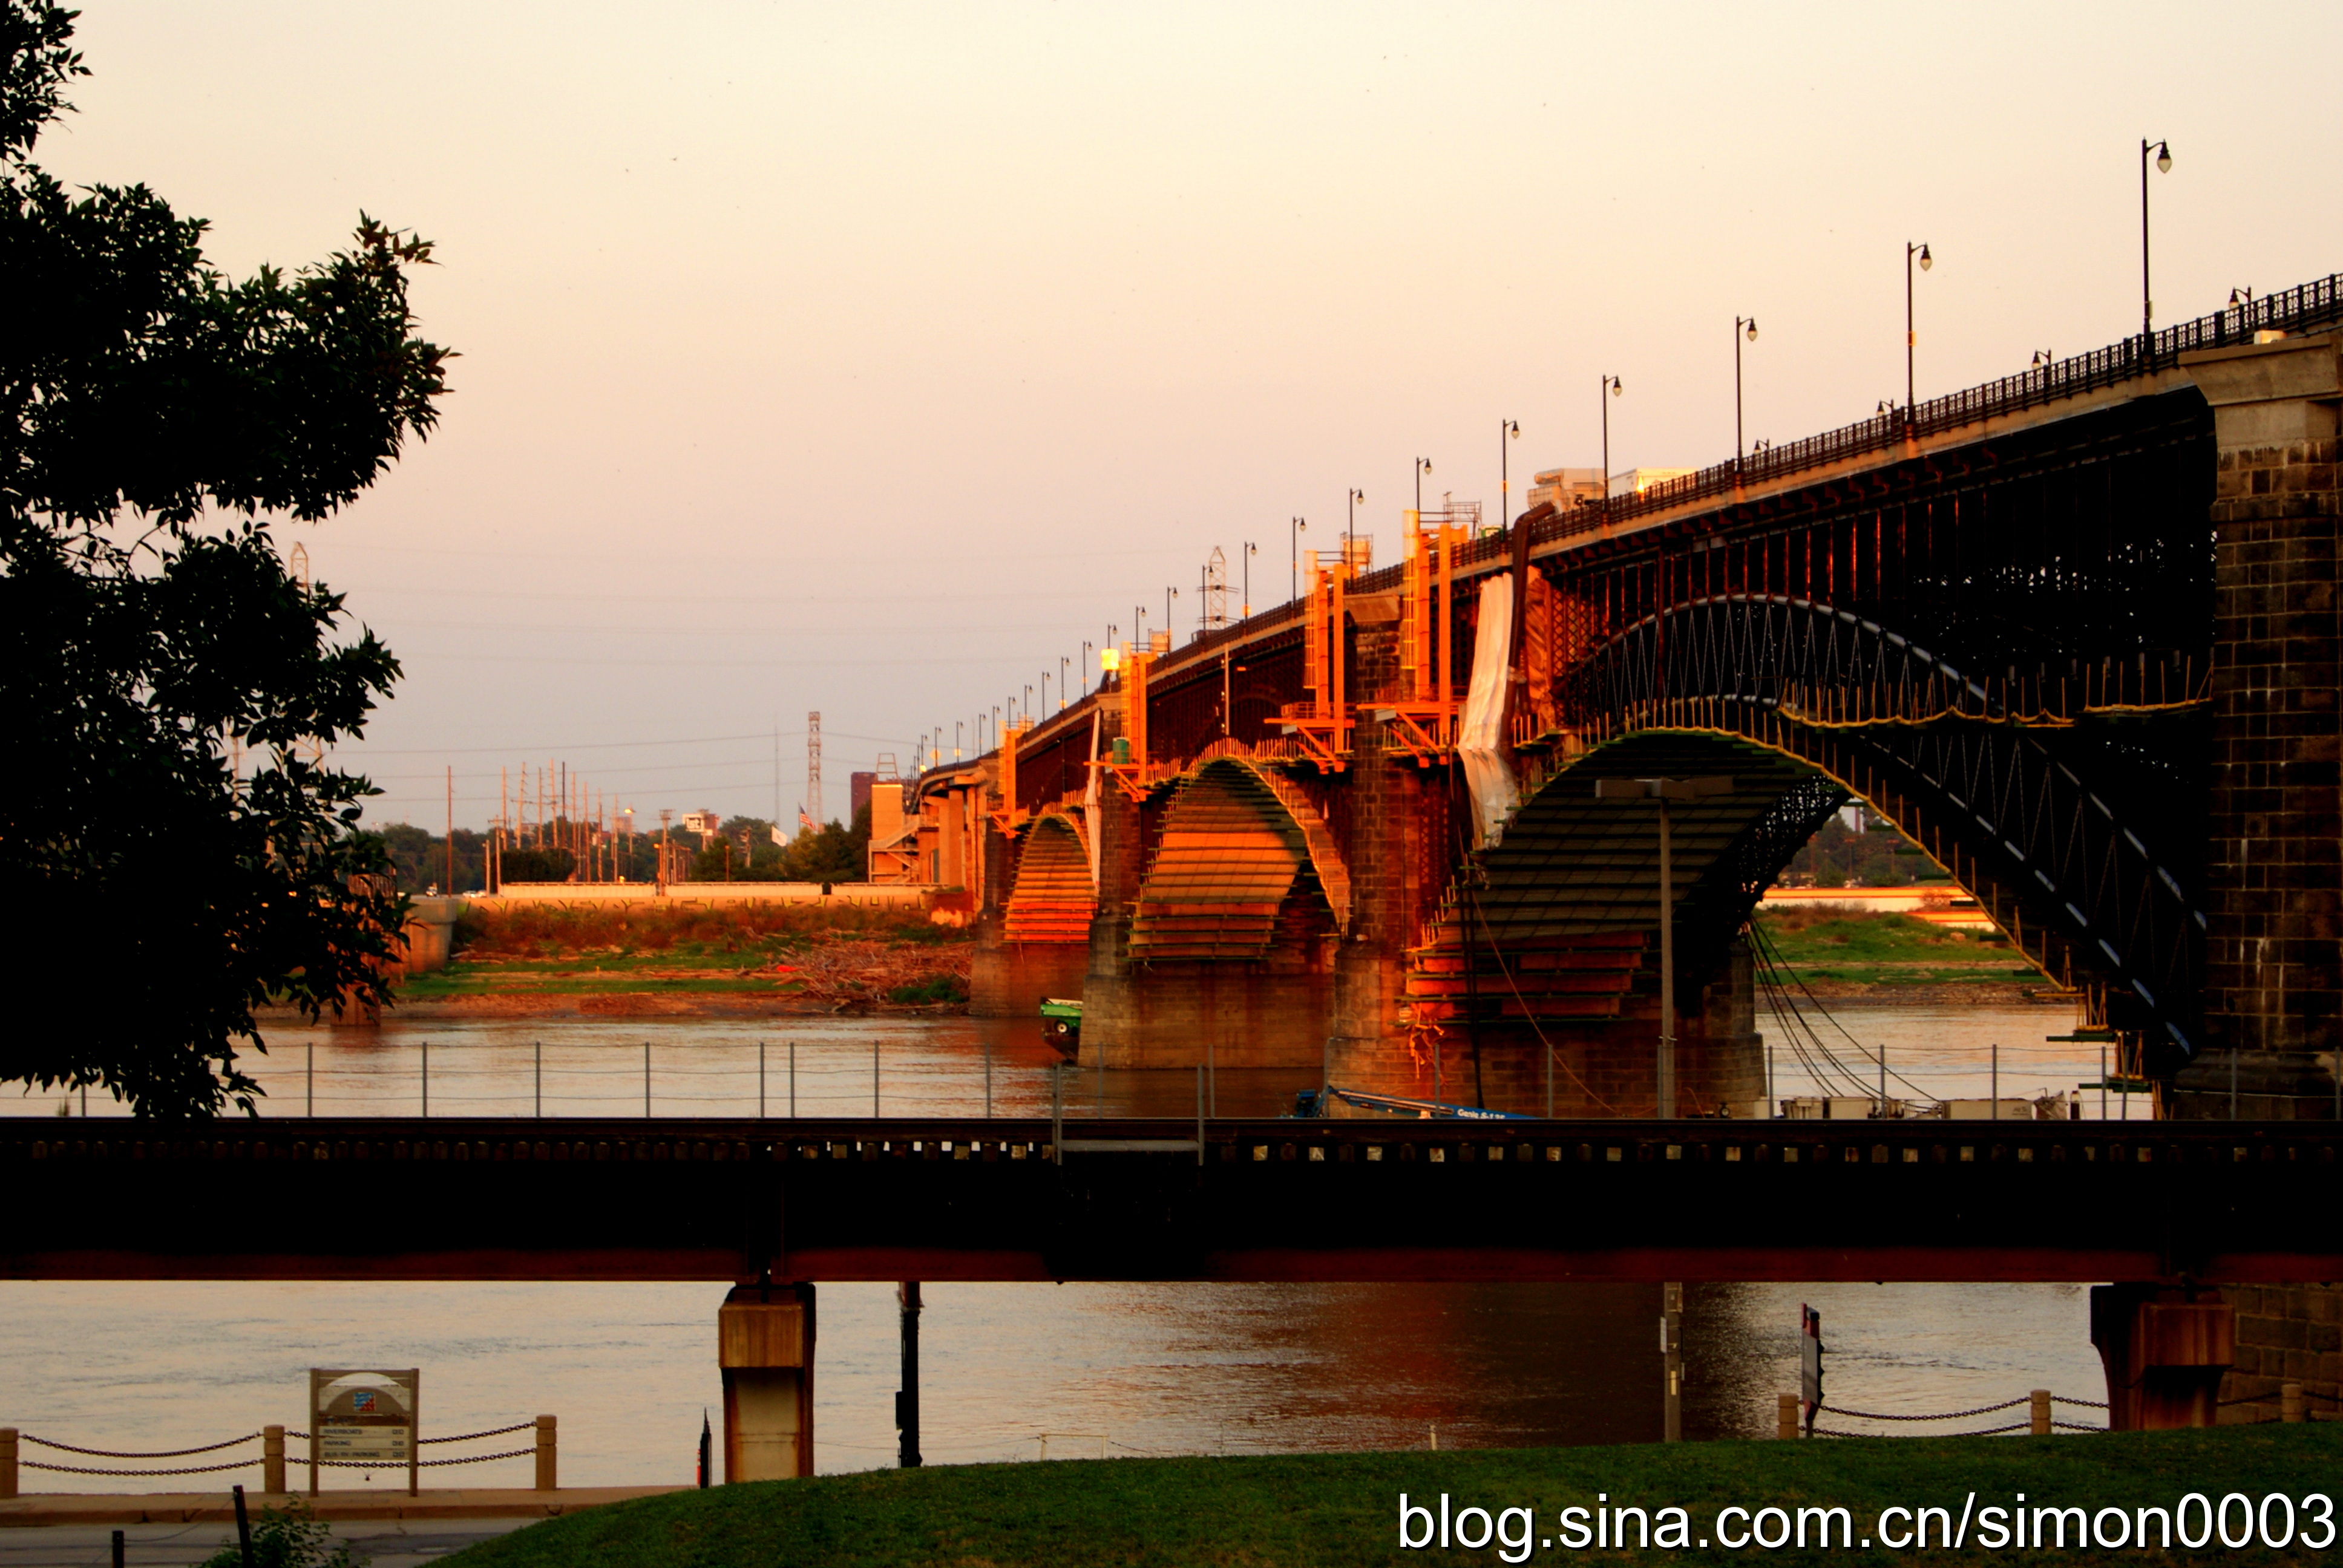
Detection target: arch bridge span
<box><xmin>908</xmin><ymin>290</ymin><xmax>2343</xmax><ymax>1119</ymax></box>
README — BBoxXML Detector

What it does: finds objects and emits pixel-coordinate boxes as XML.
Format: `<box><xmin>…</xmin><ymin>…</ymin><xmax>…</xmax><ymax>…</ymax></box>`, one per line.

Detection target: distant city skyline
<box><xmin>41</xmin><ymin>0</ymin><xmax>2341</xmax><ymax>826</ymax></box>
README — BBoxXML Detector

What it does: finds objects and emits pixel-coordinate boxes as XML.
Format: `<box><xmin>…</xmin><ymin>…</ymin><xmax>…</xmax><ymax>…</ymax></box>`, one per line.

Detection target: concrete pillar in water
<box><xmin>2180</xmin><ymin>332</ymin><xmax>2343</xmax><ymax>1113</ymax></box>
<box><xmin>719</xmin><ymin>1282</ymin><xmax>814</xmax><ymax>1480</ymax></box>
<box><xmin>2089</xmin><ymin>1284</ymin><xmax>2233</xmax><ymax>1429</ymax></box>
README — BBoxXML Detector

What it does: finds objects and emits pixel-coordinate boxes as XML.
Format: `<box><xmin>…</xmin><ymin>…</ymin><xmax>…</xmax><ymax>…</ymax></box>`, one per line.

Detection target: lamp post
<box><xmin>1346</xmin><ymin>488</ymin><xmax>1365</xmax><ymax>566</ymax></box>
<box><xmin>2141</xmin><ymin>138</ymin><xmax>2172</xmax><ymax>362</ymax></box>
<box><xmin>1415</xmin><ymin>457</ymin><xmax>1432</xmax><ymax>516</ymax></box>
<box><xmin>1593</xmin><ymin>775</ymin><xmax>1735</xmax><ymax>1118</ymax></box>
<box><xmin>1496</xmin><ymin>421</ymin><xmax>1517</xmax><ymax>528</ymax></box>
<box><xmin>1241</xmin><ymin>542</ymin><xmax>1256</xmax><ymax>619</ymax></box>
<box><xmin>1081</xmin><ymin>643</ymin><xmax>1093</xmax><ymax>697</ymax></box>
<box><xmin>1059</xmin><ymin>657</ymin><xmax>1069</xmax><ymax>710</ymax></box>
<box><xmin>1732</xmin><ymin>319</ymin><xmax>1757</xmax><ymax>470</ymax></box>
<box><xmin>1904</xmin><ymin>243</ymin><xmax>1932</xmax><ymax>427</ymax></box>
<box><xmin>1291</xmin><ymin>516</ymin><xmax>1306</xmax><ymax>602</ymax></box>
<box><xmin>1165</xmin><ymin>586</ymin><xmax>1178</xmax><ymax>639</ymax></box>
<box><xmin>1600</xmin><ymin>376</ymin><xmax>1624</xmax><ymax>514</ymax></box>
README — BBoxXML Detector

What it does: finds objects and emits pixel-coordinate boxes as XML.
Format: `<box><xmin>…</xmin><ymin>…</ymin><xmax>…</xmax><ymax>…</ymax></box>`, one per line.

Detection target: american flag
<box><xmin>798</xmin><ymin>807</ymin><xmax>817</xmax><ymax>834</ymax></box>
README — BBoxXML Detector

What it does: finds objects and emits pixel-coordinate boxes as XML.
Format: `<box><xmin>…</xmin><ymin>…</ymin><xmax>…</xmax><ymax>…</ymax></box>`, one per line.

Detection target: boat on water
<box><xmin>1040</xmin><ymin>997</ymin><xmax>1081</xmax><ymax>1048</ymax></box>
<box><xmin>1291</xmin><ymin>1086</ymin><xmax>1533</xmax><ymax>1121</ymax></box>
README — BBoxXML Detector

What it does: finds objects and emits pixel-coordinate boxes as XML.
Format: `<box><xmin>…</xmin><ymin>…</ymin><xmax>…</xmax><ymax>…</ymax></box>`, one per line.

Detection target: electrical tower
<box><xmin>1204</xmin><ymin>546</ymin><xmax>1228</xmax><ymax>630</ymax></box>
<box><xmin>806</xmin><ymin>711</ymin><xmax>823</xmax><ymax>834</ymax></box>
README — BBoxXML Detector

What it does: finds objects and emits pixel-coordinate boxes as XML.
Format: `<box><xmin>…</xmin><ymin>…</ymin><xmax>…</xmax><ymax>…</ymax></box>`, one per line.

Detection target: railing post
<box><xmin>1</xmin><ymin>1426</ymin><xmax>16</xmax><ymax>1497</ymax></box>
<box><xmin>2282</xmin><ymin>1383</ymin><xmax>2305</xmax><ymax>1424</ymax></box>
<box><xmin>263</xmin><ymin>1425</ymin><xmax>285</xmax><ymax>1494</ymax></box>
<box><xmin>535</xmin><ymin>1414</ymin><xmax>558</xmax><ymax>1489</ymax></box>
<box><xmin>2030</xmin><ymin>1388</ymin><xmax>2051</xmax><ymax>1435</ymax></box>
<box><xmin>1775</xmin><ymin>1394</ymin><xmax>1798</xmax><ymax>1440</ymax></box>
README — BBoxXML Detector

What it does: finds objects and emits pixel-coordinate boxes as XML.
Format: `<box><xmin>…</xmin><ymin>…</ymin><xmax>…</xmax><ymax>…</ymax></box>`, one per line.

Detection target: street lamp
<box><xmin>1415</xmin><ymin>457</ymin><xmax>1432</xmax><ymax>516</ymax></box>
<box><xmin>1346</xmin><ymin>488</ymin><xmax>1365</xmax><ymax>565</ymax></box>
<box><xmin>1904</xmin><ymin>243</ymin><xmax>1931</xmax><ymax>427</ymax></box>
<box><xmin>1593</xmin><ymin>774</ymin><xmax>1735</xmax><ymax>1119</ymax></box>
<box><xmin>1165</xmin><ymin>585</ymin><xmax>1178</xmax><ymax>638</ymax></box>
<box><xmin>1059</xmin><ymin>656</ymin><xmax>1069</xmax><ymax>711</ymax></box>
<box><xmin>1496</xmin><ymin>421</ymin><xmax>1517</xmax><ymax>529</ymax></box>
<box><xmin>1733</xmin><ymin>319</ymin><xmax>1757</xmax><ymax>471</ymax></box>
<box><xmin>2141</xmin><ymin>138</ymin><xmax>2173</xmax><ymax>362</ymax></box>
<box><xmin>1081</xmin><ymin>644</ymin><xmax>1093</xmax><ymax>698</ymax></box>
<box><xmin>1241</xmin><ymin>541</ymin><xmax>1256</xmax><ymax>619</ymax></box>
<box><xmin>1600</xmin><ymin>376</ymin><xmax>1624</xmax><ymax>514</ymax></box>
<box><xmin>1291</xmin><ymin>516</ymin><xmax>1306</xmax><ymax>603</ymax></box>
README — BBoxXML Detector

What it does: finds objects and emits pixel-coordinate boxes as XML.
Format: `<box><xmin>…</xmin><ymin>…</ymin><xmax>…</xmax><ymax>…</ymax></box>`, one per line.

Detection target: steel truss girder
<box><xmin>1576</xmin><ymin>595</ymin><xmax>2206</xmax><ymax>1075</ymax></box>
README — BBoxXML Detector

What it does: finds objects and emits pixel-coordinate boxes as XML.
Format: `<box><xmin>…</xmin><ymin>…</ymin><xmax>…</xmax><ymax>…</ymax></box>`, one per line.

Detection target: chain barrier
<box><xmin>419</xmin><ymin>1422</ymin><xmax>534</xmax><ymax>1445</ymax></box>
<box><xmin>1816</xmin><ymin>1397</ymin><xmax>2028</xmax><ymax>1422</ymax></box>
<box><xmin>14</xmin><ymin>1423</ymin><xmax>542</xmax><ymax>1479</ymax></box>
<box><xmin>21</xmin><ymin>1432</ymin><xmax>262</xmax><ymax>1458</ymax></box>
<box><xmin>21</xmin><ymin>1457</ymin><xmax>262</xmax><ymax>1478</ymax></box>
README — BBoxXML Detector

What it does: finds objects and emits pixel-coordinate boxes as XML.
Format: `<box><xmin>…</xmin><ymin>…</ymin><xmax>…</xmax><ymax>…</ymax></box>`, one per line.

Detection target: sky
<box><xmin>35</xmin><ymin>1</ymin><xmax>2343</xmax><ymax>830</ymax></box>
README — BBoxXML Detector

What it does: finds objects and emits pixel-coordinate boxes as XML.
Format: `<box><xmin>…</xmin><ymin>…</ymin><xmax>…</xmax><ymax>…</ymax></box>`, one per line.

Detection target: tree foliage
<box><xmin>0</xmin><ymin>4</ymin><xmax>450</xmax><ymax>1116</ymax></box>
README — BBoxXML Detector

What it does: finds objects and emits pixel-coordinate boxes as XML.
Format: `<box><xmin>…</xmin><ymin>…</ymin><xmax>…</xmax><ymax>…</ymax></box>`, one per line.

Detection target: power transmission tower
<box><xmin>806</xmin><ymin>711</ymin><xmax>823</xmax><ymax>832</ymax></box>
<box><xmin>1204</xmin><ymin>546</ymin><xmax>1229</xmax><ymax>630</ymax></box>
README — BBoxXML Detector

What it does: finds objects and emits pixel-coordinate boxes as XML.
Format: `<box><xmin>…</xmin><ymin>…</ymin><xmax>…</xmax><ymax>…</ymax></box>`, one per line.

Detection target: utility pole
<box><xmin>445</xmin><ymin>766</ymin><xmax>454</xmax><ymax>893</ymax></box>
<box><xmin>806</xmin><ymin>711</ymin><xmax>823</xmax><ymax>830</ymax></box>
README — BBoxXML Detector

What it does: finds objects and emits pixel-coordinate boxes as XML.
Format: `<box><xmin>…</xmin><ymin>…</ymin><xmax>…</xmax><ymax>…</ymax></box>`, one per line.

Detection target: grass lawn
<box><xmin>445</xmin><ymin>1425</ymin><xmax>2341</xmax><ymax>1566</ymax></box>
<box><xmin>1754</xmin><ymin>909</ymin><xmax>2039</xmax><ymax>988</ymax></box>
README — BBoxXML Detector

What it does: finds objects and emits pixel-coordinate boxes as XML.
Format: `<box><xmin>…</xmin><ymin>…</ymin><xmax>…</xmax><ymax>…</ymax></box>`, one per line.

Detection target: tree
<box><xmin>0</xmin><ymin>4</ymin><xmax>450</xmax><ymax>1116</ymax></box>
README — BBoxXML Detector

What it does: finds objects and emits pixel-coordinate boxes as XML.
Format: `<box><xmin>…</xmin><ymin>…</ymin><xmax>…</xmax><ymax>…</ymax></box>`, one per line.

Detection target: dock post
<box><xmin>1662</xmin><ymin>1283</ymin><xmax>1683</xmax><ymax>1442</ymax></box>
<box><xmin>1775</xmin><ymin>1394</ymin><xmax>1798</xmax><ymax>1440</ymax></box>
<box><xmin>263</xmin><ymin>1425</ymin><xmax>284</xmax><ymax>1494</ymax></box>
<box><xmin>1</xmin><ymin>1426</ymin><xmax>16</xmax><ymax>1497</ymax></box>
<box><xmin>2030</xmin><ymin>1389</ymin><xmax>2051</xmax><ymax>1434</ymax></box>
<box><xmin>719</xmin><ymin>1283</ymin><xmax>816</xmax><ymax>1480</ymax></box>
<box><xmin>535</xmin><ymin>1415</ymin><xmax>557</xmax><ymax>1489</ymax></box>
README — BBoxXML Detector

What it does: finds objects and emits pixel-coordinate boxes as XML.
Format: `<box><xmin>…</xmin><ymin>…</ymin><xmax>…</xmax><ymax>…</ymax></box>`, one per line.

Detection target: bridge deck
<box><xmin>9</xmin><ymin>1117</ymin><xmax>2337</xmax><ymax>1285</ymax></box>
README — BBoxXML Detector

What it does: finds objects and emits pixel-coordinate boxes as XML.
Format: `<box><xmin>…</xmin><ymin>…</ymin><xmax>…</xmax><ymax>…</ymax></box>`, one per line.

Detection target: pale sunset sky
<box><xmin>37</xmin><ymin>1</ymin><xmax>2342</xmax><ymax>827</ymax></box>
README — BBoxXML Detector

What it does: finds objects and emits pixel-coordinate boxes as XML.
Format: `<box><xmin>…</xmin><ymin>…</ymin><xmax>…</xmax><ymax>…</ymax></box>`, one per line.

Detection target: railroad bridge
<box><xmin>897</xmin><ymin>281</ymin><xmax>2343</xmax><ymax>1119</ymax></box>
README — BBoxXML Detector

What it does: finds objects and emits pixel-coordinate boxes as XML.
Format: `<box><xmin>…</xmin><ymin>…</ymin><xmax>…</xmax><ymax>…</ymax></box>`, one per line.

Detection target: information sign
<box><xmin>309</xmin><ymin>1368</ymin><xmax>420</xmax><ymax>1497</ymax></box>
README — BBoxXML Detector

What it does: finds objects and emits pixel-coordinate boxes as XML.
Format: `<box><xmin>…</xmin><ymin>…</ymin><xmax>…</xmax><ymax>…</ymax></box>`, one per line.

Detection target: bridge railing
<box><xmin>0</xmin><ymin>1417</ymin><xmax>555</xmax><ymax>1495</ymax></box>
<box><xmin>1185</xmin><ymin>272</ymin><xmax>2343</xmax><ymax>629</ymax></box>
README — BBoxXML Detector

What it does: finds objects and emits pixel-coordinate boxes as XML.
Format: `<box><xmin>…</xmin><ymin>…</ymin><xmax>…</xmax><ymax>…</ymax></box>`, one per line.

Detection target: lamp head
<box><xmin>1505</xmin><ymin>420</ymin><xmax>1518</xmax><ymax>437</ymax></box>
<box><xmin>1610</xmin><ymin>377</ymin><xmax>1623</xmax><ymax>396</ymax></box>
<box><xmin>2154</xmin><ymin>140</ymin><xmax>2172</xmax><ymax>173</ymax></box>
<box><xmin>1745</xmin><ymin>318</ymin><xmax>1758</xmax><ymax>341</ymax></box>
<box><xmin>1918</xmin><ymin>244</ymin><xmax>1932</xmax><ymax>271</ymax></box>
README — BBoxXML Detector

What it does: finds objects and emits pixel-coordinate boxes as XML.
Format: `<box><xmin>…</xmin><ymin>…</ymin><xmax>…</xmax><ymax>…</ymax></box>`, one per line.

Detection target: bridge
<box><xmin>890</xmin><ymin>278</ymin><xmax>2343</xmax><ymax>1122</ymax></box>
<box><xmin>10</xmin><ymin>1117</ymin><xmax>2337</xmax><ymax>1285</ymax></box>
<box><xmin>14</xmin><ymin>1114</ymin><xmax>2336</xmax><ymax>1449</ymax></box>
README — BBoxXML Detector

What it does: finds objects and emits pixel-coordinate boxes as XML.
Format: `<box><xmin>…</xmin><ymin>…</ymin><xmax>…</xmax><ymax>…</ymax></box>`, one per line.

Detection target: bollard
<box><xmin>2282</xmin><ymin>1383</ymin><xmax>2305</xmax><ymax>1423</ymax></box>
<box><xmin>1</xmin><ymin>1426</ymin><xmax>16</xmax><ymax>1498</ymax></box>
<box><xmin>1777</xmin><ymin>1394</ymin><xmax>1799</xmax><ymax>1440</ymax></box>
<box><xmin>263</xmin><ymin>1425</ymin><xmax>285</xmax><ymax>1494</ymax></box>
<box><xmin>111</xmin><ymin>1529</ymin><xmax>125</xmax><ymax>1568</ymax></box>
<box><xmin>2030</xmin><ymin>1389</ymin><xmax>2052</xmax><ymax>1435</ymax></box>
<box><xmin>535</xmin><ymin>1414</ymin><xmax>558</xmax><ymax>1490</ymax></box>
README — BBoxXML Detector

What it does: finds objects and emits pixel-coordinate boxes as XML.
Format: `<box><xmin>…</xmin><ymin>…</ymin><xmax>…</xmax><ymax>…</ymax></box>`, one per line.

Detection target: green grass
<box><xmin>448</xmin><ymin>1425</ymin><xmax>2341</xmax><ymax>1566</ymax></box>
<box><xmin>1755</xmin><ymin>909</ymin><xmax>2035</xmax><ymax>988</ymax></box>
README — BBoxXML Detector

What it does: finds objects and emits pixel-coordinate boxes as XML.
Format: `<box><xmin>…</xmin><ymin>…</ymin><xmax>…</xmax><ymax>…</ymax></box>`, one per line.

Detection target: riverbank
<box><xmin>365</xmin><ymin>903</ymin><xmax>974</xmax><ymax>1020</ymax></box>
<box><xmin>445</xmin><ymin>1424</ymin><xmax>2339</xmax><ymax>1566</ymax></box>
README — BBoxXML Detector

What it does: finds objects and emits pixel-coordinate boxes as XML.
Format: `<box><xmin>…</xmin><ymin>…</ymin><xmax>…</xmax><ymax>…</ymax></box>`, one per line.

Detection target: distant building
<box><xmin>1610</xmin><ymin>466</ymin><xmax>1695</xmax><ymax>498</ymax></box>
<box><xmin>850</xmin><ymin>771</ymin><xmax>874</xmax><ymax>822</ymax></box>
<box><xmin>1527</xmin><ymin>467</ymin><xmax>1605</xmax><ymax>512</ymax></box>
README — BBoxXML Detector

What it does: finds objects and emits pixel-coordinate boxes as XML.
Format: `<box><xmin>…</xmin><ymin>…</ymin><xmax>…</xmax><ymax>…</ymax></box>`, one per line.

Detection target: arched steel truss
<box><xmin>1573</xmin><ymin>593</ymin><xmax>2207</xmax><ymax>1070</ymax></box>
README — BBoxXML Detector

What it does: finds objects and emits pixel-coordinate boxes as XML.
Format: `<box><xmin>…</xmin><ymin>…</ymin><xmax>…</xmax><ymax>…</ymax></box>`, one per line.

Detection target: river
<box><xmin>2</xmin><ymin>1002</ymin><xmax>2118</xmax><ymax>1488</ymax></box>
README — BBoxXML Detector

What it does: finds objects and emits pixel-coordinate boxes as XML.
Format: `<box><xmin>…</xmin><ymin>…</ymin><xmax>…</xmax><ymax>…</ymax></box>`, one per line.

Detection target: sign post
<box><xmin>309</xmin><ymin>1369</ymin><xmax>419</xmax><ymax>1497</ymax></box>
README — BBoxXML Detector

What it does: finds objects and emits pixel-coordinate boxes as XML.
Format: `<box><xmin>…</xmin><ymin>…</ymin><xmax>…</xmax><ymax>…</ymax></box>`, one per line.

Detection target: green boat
<box><xmin>1040</xmin><ymin>996</ymin><xmax>1082</xmax><ymax>1046</ymax></box>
